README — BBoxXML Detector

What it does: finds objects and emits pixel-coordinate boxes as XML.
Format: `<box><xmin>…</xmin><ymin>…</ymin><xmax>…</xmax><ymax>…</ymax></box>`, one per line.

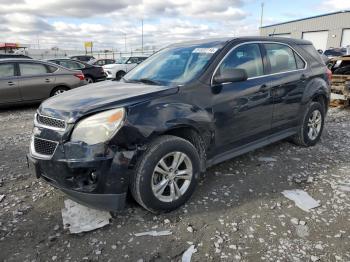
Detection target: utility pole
<box><xmin>260</xmin><ymin>2</ymin><xmax>264</xmax><ymax>28</ymax></box>
<box><xmin>37</xmin><ymin>34</ymin><xmax>40</xmax><ymax>49</ymax></box>
<box><xmin>124</xmin><ymin>33</ymin><xmax>127</xmax><ymax>52</ymax></box>
<box><xmin>141</xmin><ymin>19</ymin><xmax>144</xmax><ymax>54</ymax></box>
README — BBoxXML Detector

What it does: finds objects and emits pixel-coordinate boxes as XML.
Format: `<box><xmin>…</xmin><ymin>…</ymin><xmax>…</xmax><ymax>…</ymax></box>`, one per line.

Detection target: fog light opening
<box><xmin>89</xmin><ymin>172</ymin><xmax>98</xmax><ymax>183</ymax></box>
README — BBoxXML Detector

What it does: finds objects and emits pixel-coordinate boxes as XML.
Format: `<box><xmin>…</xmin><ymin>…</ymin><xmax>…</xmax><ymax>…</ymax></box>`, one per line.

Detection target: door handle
<box><xmin>45</xmin><ymin>79</ymin><xmax>51</xmax><ymax>83</ymax></box>
<box><xmin>259</xmin><ymin>84</ymin><xmax>270</xmax><ymax>92</ymax></box>
<box><xmin>7</xmin><ymin>81</ymin><xmax>15</xmax><ymax>86</ymax></box>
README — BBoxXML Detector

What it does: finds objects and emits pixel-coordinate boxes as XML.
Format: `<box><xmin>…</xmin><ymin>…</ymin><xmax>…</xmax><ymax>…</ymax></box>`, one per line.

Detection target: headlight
<box><xmin>71</xmin><ymin>108</ymin><xmax>125</xmax><ymax>145</ymax></box>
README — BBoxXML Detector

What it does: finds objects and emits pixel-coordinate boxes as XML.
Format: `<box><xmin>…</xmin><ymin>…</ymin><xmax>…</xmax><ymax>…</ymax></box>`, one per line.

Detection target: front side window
<box><xmin>19</xmin><ymin>63</ymin><xmax>48</xmax><ymax>76</ymax></box>
<box><xmin>127</xmin><ymin>57</ymin><xmax>138</xmax><ymax>64</ymax></box>
<box><xmin>217</xmin><ymin>43</ymin><xmax>264</xmax><ymax>78</ymax></box>
<box><xmin>264</xmin><ymin>43</ymin><xmax>303</xmax><ymax>74</ymax></box>
<box><xmin>0</xmin><ymin>63</ymin><xmax>15</xmax><ymax>78</ymax></box>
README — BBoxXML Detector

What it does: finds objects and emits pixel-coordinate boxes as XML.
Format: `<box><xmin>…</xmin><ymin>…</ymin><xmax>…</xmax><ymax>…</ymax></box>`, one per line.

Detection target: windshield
<box><xmin>115</xmin><ymin>57</ymin><xmax>128</xmax><ymax>64</ymax></box>
<box><xmin>124</xmin><ymin>42</ymin><xmax>224</xmax><ymax>86</ymax></box>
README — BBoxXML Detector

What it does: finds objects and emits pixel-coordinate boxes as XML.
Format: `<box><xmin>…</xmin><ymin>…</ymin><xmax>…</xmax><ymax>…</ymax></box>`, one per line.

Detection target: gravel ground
<box><xmin>0</xmin><ymin>105</ymin><xmax>349</xmax><ymax>262</ymax></box>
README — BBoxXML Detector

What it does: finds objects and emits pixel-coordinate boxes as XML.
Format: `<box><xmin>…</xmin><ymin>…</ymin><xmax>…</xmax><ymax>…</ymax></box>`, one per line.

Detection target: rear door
<box><xmin>126</xmin><ymin>57</ymin><xmax>139</xmax><ymax>72</ymax></box>
<box><xmin>263</xmin><ymin>43</ymin><xmax>309</xmax><ymax>133</ymax></box>
<box><xmin>18</xmin><ymin>62</ymin><xmax>56</xmax><ymax>101</ymax></box>
<box><xmin>0</xmin><ymin>62</ymin><xmax>21</xmax><ymax>104</ymax></box>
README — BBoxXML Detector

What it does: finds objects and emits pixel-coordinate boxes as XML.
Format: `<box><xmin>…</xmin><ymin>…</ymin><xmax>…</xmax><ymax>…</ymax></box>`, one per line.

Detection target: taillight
<box><xmin>74</xmin><ymin>73</ymin><xmax>85</xmax><ymax>81</ymax></box>
<box><xmin>326</xmin><ymin>68</ymin><xmax>332</xmax><ymax>82</ymax></box>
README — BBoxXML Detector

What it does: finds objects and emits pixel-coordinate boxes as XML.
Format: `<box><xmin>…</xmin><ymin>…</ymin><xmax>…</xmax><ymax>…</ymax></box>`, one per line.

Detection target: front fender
<box><xmin>114</xmin><ymin>99</ymin><xmax>214</xmax><ymax>150</ymax></box>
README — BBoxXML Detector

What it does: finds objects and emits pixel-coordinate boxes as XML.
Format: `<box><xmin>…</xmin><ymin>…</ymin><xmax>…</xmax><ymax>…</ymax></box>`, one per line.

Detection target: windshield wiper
<box><xmin>137</xmin><ymin>78</ymin><xmax>162</xmax><ymax>85</ymax></box>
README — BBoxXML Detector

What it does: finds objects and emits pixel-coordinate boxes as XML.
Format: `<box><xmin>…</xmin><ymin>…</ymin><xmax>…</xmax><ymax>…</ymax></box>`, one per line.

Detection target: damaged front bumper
<box><xmin>27</xmin><ymin>138</ymin><xmax>136</xmax><ymax>211</ymax></box>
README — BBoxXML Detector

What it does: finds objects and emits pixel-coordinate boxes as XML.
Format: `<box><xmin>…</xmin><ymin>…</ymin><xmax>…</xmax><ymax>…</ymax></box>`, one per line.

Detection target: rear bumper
<box><xmin>27</xmin><ymin>141</ymin><xmax>136</xmax><ymax>211</ymax></box>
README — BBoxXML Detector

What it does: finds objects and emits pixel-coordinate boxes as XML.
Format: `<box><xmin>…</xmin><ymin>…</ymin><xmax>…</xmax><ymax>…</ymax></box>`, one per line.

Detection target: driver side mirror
<box><xmin>213</xmin><ymin>68</ymin><xmax>248</xmax><ymax>84</ymax></box>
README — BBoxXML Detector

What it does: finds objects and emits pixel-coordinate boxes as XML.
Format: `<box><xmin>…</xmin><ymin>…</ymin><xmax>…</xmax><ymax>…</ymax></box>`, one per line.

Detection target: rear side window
<box><xmin>264</xmin><ymin>43</ymin><xmax>303</xmax><ymax>74</ymax></box>
<box><xmin>59</xmin><ymin>60</ymin><xmax>85</xmax><ymax>70</ymax></box>
<box><xmin>300</xmin><ymin>44</ymin><xmax>324</xmax><ymax>66</ymax></box>
<box><xmin>218</xmin><ymin>43</ymin><xmax>264</xmax><ymax>78</ymax></box>
<box><xmin>0</xmin><ymin>63</ymin><xmax>15</xmax><ymax>78</ymax></box>
<box><xmin>19</xmin><ymin>63</ymin><xmax>48</xmax><ymax>76</ymax></box>
<box><xmin>47</xmin><ymin>65</ymin><xmax>58</xmax><ymax>73</ymax></box>
<box><xmin>295</xmin><ymin>53</ymin><xmax>306</xmax><ymax>69</ymax></box>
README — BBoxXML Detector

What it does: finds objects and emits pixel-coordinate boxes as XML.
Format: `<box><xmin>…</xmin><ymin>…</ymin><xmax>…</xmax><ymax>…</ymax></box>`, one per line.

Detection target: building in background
<box><xmin>260</xmin><ymin>10</ymin><xmax>350</xmax><ymax>51</ymax></box>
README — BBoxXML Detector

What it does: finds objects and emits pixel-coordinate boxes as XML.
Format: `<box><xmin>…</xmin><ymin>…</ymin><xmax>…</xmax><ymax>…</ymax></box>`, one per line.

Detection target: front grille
<box><xmin>33</xmin><ymin>137</ymin><xmax>58</xmax><ymax>156</ymax></box>
<box><xmin>37</xmin><ymin>114</ymin><xmax>65</xmax><ymax>129</ymax></box>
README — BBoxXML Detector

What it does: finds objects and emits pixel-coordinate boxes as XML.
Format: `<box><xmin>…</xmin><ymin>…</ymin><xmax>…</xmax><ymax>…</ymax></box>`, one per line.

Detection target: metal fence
<box><xmin>27</xmin><ymin>50</ymin><xmax>157</xmax><ymax>60</ymax></box>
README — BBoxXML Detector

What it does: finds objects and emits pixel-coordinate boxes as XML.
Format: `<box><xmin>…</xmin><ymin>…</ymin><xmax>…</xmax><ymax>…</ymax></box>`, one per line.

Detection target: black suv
<box><xmin>28</xmin><ymin>37</ymin><xmax>331</xmax><ymax>213</ymax></box>
<box><xmin>47</xmin><ymin>58</ymin><xmax>106</xmax><ymax>83</ymax></box>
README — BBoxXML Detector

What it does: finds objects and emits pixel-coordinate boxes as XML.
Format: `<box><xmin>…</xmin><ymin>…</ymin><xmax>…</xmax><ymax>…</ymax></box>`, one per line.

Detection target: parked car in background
<box><xmin>0</xmin><ymin>54</ymin><xmax>32</xmax><ymax>59</ymax></box>
<box><xmin>28</xmin><ymin>37</ymin><xmax>330</xmax><ymax>213</ymax></box>
<box><xmin>0</xmin><ymin>58</ymin><xmax>85</xmax><ymax>106</ymax></box>
<box><xmin>327</xmin><ymin>56</ymin><xmax>350</xmax><ymax>102</ymax></box>
<box><xmin>88</xmin><ymin>58</ymin><xmax>115</xmax><ymax>66</ymax></box>
<box><xmin>47</xmin><ymin>58</ymin><xmax>106</xmax><ymax>83</ymax></box>
<box><xmin>327</xmin><ymin>55</ymin><xmax>350</xmax><ymax>75</ymax></box>
<box><xmin>323</xmin><ymin>48</ymin><xmax>347</xmax><ymax>58</ymax></box>
<box><xmin>103</xmin><ymin>56</ymin><xmax>148</xmax><ymax>80</ymax></box>
<box><xmin>70</xmin><ymin>55</ymin><xmax>95</xmax><ymax>63</ymax></box>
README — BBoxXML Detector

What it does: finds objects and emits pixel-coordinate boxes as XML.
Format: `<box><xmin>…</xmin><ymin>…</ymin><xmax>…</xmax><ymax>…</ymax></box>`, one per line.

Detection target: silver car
<box><xmin>0</xmin><ymin>58</ymin><xmax>86</xmax><ymax>106</ymax></box>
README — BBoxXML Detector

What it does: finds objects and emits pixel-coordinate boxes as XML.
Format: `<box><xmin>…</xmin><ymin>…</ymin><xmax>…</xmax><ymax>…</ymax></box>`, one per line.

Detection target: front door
<box><xmin>211</xmin><ymin>43</ymin><xmax>273</xmax><ymax>153</ymax></box>
<box><xmin>0</xmin><ymin>62</ymin><xmax>21</xmax><ymax>104</ymax></box>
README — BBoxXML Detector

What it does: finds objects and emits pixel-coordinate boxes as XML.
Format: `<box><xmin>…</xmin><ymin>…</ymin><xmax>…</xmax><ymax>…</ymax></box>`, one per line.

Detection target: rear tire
<box><xmin>130</xmin><ymin>135</ymin><xmax>200</xmax><ymax>213</ymax></box>
<box><xmin>292</xmin><ymin>101</ymin><xmax>325</xmax><ymax>147</ymax></box>
<box><xmin>85</xmin><ymin>76</ymin><xmax>94</xmax><ymax>84</ymax></box>
<box><xmin>116</xmin><ymin>71</ymin><xmax>126</xmax><ymax>81</ymax></box>
<box><xmin>51</xmin><ymin>86</ymin><xmax>69</xmax><ymax>96</ymax></box>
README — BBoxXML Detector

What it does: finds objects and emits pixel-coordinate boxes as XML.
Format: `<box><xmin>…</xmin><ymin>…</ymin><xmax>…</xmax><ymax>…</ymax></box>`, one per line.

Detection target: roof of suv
<box><xmin>169</xmin><ymin>36</ymin><xmax>312</xmax><ymax>47</ymax></box>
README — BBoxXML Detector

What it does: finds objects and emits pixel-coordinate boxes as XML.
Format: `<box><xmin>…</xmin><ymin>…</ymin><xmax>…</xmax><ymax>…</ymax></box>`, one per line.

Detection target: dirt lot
<box><xmin>0</xmin><ymin>106</ymin><xmax>349</xmax><ymax>262</ymax></box>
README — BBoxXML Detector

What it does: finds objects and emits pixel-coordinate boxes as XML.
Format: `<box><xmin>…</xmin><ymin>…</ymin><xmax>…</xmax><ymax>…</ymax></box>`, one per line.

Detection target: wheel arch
<box><xmin>50</xmin><ymin>85</ymin><xmax>70</xmax><ymax>96</ymax></box>
<box><xmin>300</xmin><ymin>77</ymin><xmax>330</xmax><ymax>115</ymax></box>
<box><xmin>161</xmin><ymin>125</ymin><xmax>207</xmax><ymax>172</ymax></box>
<box><xmin>311</xmin><ymin>93</ymin><xmax>329</xmax><ymax>113</ymax></box>
<box><xmin>84</xmin><ymin>74</ymin><xmax>95</xmax><ymax>81</ymax></box>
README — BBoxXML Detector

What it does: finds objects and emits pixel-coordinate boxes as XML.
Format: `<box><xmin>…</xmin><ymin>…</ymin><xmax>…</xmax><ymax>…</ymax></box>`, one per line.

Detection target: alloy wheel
<box><xmin>307</xmin><ymin>109</ymin><xmax>322</xmax><ymax>140</ymax></box>
<box><xmin>85</xmin><ymin>77</ymin><xmax>94</xmax><ymax>84</ymax></box>
<box><xmin>151</xmin><ymin>151</ymin><xmax>193</xmax><ymax>202</ymax></box>
<box><xmin>53</xmin><ymin>89</ymin><xmax>66</xmax><ymax>95</ymax></box>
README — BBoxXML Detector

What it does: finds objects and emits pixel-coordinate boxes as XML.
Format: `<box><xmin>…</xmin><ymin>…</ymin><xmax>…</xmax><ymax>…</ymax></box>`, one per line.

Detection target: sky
<box><xmin>0</xmin><ymin>0</ymin><xmax>349</xmax><ymax>51</ymax></box>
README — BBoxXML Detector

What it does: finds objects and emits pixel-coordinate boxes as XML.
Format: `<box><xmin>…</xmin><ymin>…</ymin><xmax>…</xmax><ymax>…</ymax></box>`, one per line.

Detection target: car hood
<box><xmin>39</xmin><ymin>80</ymin><xmax>178</xmax><ymax>122</ymax></box>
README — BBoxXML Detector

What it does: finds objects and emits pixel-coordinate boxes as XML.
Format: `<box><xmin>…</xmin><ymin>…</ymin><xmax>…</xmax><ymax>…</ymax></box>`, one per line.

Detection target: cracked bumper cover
<box><xmin>27</xmin><ymin>141</ymin><xmax>136</xmax><ymax>211</ymax></box>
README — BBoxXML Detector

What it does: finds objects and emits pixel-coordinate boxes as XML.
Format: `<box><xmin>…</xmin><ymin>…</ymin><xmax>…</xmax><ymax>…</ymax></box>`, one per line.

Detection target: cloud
<box><xmin>0</xmin><ymin>0</ymin><xmax>140</xmax><ymax>17</ymax></box>
<box><xmin>0</xmin><ymin>0</ymin><xmax>257</xmax><ymax>51</ymax></box>
<box><xmin>320</xmin><ymin>0</ymin><xmax>350</xmax><ymax>11</ymax></box>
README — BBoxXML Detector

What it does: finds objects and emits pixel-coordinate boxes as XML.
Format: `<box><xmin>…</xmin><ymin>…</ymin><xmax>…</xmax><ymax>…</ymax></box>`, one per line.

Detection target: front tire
<box><xmin>292</xmin><ymin>101</ymin><xmax>325</xmax><ymax>147</ymax></box>
<box><xmin>130</xmin><ymin>135</ymin><xmax>200</xmax><ymax>213</ymax></box>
